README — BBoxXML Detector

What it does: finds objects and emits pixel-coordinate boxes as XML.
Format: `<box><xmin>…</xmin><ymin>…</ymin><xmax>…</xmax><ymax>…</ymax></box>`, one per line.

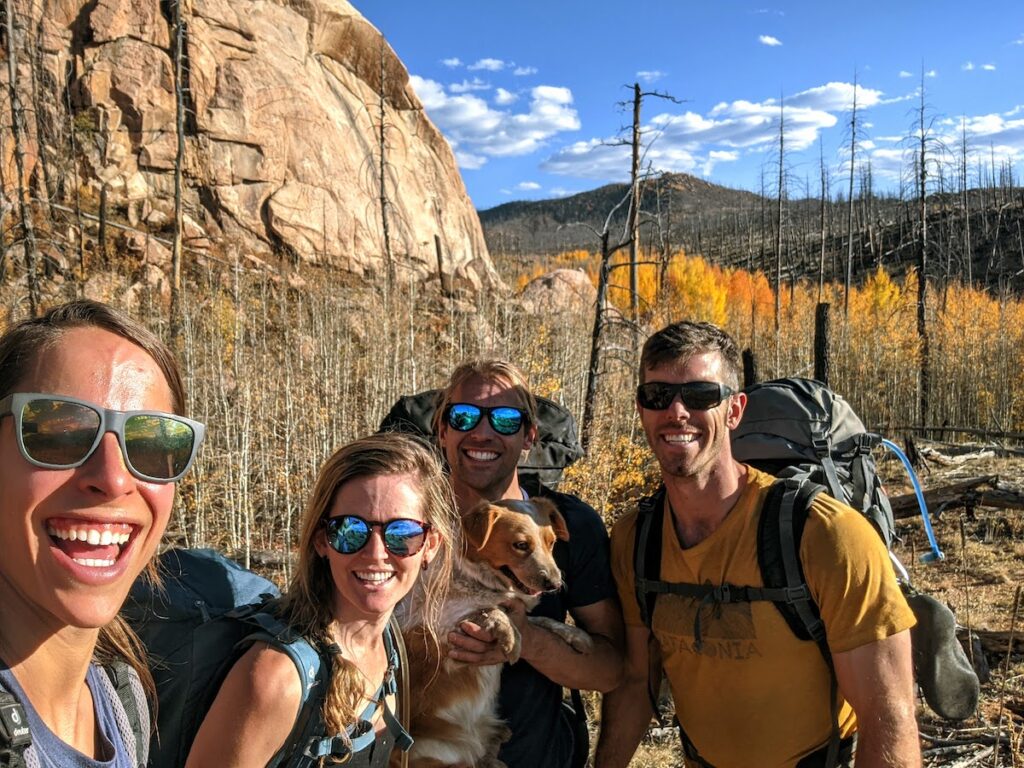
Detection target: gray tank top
<box><xmin>0</xmin><ymin>664</ymin><xmax>136</xmax><ymax>768</ymax></box>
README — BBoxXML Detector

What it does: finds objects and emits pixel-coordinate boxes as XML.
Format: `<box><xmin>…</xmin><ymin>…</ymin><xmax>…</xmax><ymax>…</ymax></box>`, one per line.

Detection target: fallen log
<box><xmin>889</xmin><ymin>476</ymin><xmax>1001</xmax><ymax>518</ymax></box>
<box><xmin>957</xmin><ymin>627</ymin><xmax>1020</xmax><ymax>656</ymax></box>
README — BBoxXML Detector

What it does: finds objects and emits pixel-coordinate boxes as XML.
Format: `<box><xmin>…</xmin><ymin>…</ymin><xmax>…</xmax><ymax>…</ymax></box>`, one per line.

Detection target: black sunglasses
<box><xmin>443</xmin><ymin>403</ymin><xmax>528</xmax><ymax>436</ymax></box>
<box><xmin>636</xmin><ymin>381</ymin><xmax>735</xmax><ymax>411</ymax></box>
<box><xmin>0</xmin><ymin>392</ymin><xmax>205</xmax><ymax>483</ymax></box>
<box><xmin>323</xmin><ymin>515</ymin><xmax>432</xmax><ymax>557</ymax></box>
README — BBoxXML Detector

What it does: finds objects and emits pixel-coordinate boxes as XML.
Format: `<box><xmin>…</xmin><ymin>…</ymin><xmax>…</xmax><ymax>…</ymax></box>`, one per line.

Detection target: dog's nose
<box><xmin>542</xmin><ymin>576</ymin><xmax>561</xmax><ymax>592</ymax></box>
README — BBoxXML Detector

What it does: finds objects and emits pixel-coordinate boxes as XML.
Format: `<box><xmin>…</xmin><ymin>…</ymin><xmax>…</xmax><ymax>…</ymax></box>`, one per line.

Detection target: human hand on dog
<box><xmin>449</xmin><ymin>600</ymin><xmax>532</xmax><ymax>665</ymax></box>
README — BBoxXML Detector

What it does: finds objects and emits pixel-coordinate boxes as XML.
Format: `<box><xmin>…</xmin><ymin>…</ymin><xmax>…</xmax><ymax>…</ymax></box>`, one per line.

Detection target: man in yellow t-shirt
<box><xmin>594</xmin><ymin>321</ymin><xmax>919</xmax><ymax>768</ymax></box>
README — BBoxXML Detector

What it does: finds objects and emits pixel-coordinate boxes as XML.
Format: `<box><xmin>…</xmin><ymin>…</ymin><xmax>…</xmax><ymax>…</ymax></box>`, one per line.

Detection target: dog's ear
<box><xmin>463</xmin><ymin>503</ymin><xmax>501</xmax><ymax>551</ymax></box>
<box><xmin>533</xmin><ymin>498</ymin><xmax>570</xmax><ymax>541</ymax></box>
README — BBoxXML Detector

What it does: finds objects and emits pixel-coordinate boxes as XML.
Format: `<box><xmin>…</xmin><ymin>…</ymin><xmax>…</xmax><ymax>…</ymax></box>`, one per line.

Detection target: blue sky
<box><xmin>359</xmin><ymin>2</ymin><xmax>1023</xmax><ymax>211</ymax></box>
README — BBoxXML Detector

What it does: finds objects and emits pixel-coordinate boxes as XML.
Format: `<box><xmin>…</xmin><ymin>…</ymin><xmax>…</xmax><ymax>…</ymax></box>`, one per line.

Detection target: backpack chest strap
<box><xmin>635</xmin><ymin>578</ymin><xmax>815</xmax><ymax>650</ymax></box>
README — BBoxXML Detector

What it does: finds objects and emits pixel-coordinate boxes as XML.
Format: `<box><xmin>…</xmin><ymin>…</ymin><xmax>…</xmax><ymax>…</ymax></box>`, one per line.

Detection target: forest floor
<box><xmin>606</xmin><ymin>444</ymin><xmax>1024</xmax><ymax>767</ymax></box>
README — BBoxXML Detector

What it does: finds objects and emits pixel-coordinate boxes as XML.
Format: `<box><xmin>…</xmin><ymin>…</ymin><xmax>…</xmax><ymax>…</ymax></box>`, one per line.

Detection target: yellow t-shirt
<box><xmin>611</xmin><ymin>467</ymin><xmax>915</xmax><ymax>768</ymax></box>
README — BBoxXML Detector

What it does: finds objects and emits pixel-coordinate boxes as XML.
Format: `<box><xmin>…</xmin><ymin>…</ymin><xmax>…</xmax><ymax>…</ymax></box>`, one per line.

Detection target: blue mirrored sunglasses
<box><xmin>323</xmin><ymin>515</ymin><xmax>432</xmax><ymax>557</ymax></box>
<box><xmin>443</xmin><ymin>403</ymin><xmax>527</xmax><ymax>436</ymax></box>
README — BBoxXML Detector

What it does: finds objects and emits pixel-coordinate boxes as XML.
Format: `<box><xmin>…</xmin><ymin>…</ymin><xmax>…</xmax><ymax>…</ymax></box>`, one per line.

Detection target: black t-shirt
<box><xmin>496</xmin><ymin>482</ymin><xmax>616</xmax><ymax>768</ymax></box>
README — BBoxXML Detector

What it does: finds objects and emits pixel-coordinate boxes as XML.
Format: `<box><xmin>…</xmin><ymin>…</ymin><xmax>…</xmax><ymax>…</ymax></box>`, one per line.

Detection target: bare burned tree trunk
<box><xmin>4</xmin><ymin>0</ymin><xmax>40</xmax><ymax>314</ymax></box>
<box><xmin>774</xmin><ymin>96</ymin><xmax>784</xmax><ymax>358</ymax></box>
<box><xmin>627</xmin><ymin>82</ymin><xmax>641</xmax><ymax>325</ymax></box>
<box><xmin>818</xmin><ymin>137</ymin><xmax>827</xmax><ymax>303</ymax></box>
<box><xmin>960</xmin><ymin>117</ymin><xmax>972</xmax><ymax>285</ymax></box>
<box><xmin>169</xmin><ymin>0</ymin><xmax>186</xmax><ymax>339</ymax></box>
<box><xmin>916</xmin><ymin>71</ymin><xmax>931</xmax><ymax>427</ymax></box>
<box><xmin>379</xmin><ymin>40</ymin><xmax>395</xmax><ymax>290</ymax></box>
<box><xmin>844</xmin><ymin>73</ymin><xmax>858</xmax><ymax>315</ymax></box>
<box><xmin>582</xmin><ymin>231</ymin><xmax>618</xmax><ymax>452</ymax></box>
<box><xmin>65</xmin><ymin>63</ymin><xmax>84</xmax><ymax>289</ymax></box>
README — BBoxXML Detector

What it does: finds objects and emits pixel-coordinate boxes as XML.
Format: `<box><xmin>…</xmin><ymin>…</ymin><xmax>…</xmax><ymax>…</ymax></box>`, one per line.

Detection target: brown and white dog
<box><xmin>398</xmin><ymin>498</ymin><xmax>593</xmax><ymax>768</ymax></box>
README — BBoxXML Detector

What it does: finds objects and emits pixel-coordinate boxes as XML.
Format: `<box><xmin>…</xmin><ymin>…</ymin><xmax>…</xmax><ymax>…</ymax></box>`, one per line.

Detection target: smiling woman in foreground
<box><xmin>0</xmin><ymin>300</ymin><xmax>205</xmax><ymax>766</ymax></box>
<box><xmin>187</xmin><ymin>433</ymin><xmax>458</xmax><ymax>768</ymax></box>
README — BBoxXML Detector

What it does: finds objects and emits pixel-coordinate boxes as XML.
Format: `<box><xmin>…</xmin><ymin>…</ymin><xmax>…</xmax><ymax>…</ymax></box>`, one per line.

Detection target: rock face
<box><xmin>519</xmin><ymin>268</ymin><xmax>596</xmax><ymax>315</ymax></box>
<box><xmin>4</xmin><ymin>0</ymin><xmax>495</xmax><ymax>288</ymax></box>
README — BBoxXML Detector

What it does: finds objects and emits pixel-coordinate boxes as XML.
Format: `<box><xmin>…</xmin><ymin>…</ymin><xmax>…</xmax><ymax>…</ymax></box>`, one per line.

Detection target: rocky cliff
<box><xmin>3</xmin><ymin>0</ymin><xmax>494</xmax><ymax>288</ymax></box>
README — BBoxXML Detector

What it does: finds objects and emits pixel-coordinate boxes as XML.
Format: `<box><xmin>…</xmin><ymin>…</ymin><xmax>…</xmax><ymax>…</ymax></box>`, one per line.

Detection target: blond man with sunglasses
<box><xmin>596</xmin><ymin>321</ymin><xmax>919</xmax><ymax>768</ymax></box>
<box><xmin>434</xmin><ymin>359</ymin><xmax>624</xmax><ymax>768</ymax></box>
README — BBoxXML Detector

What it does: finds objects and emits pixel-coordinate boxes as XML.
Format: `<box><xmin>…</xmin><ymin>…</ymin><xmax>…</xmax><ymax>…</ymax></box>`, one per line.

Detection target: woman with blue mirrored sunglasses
<box><xmin>189</xmin><ymin>434</ymin><xmax>460</xmax><ymax>768</ymax></box>
<box><xmin>0</xmin><ymin>300</ymin><xmax>201</xmax><ymax>766</ymax></box>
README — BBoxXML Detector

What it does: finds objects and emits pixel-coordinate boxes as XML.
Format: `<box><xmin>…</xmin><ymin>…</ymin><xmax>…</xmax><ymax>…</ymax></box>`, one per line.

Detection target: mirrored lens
<box><xmin>382</xmin><ymin>519</ymin><xmax>428</xmax><ymax>556</ymax></box>
<box><xmin>327</xmin><ymin>516</ymin><xmax>371</xmax><ymax>554</ymax></box>
<box><xmin>447</xmin><ymin>404</ymin><xmax>483</xmax><ymax>432</ymax></box>
<box><xmin>488</xmin><ymin>407</ymin><xmax>525</xmax><ymax>435</ymax></box>
<box><xmin>20</xmin><ymin>398</ymin><xmax>101</xmax><ymax>465</ymax></box>
<box><xmin>125</xmin><ymin>415</ymin><xmax>196</xmax><ymax>480</ymax></box>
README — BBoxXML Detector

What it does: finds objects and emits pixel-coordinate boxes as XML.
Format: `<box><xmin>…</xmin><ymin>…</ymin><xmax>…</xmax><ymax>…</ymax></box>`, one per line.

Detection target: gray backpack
<box><xmin>730</xmin><ymin>377</ymin><xmax>896</xmax><ymax>548</ymax></box>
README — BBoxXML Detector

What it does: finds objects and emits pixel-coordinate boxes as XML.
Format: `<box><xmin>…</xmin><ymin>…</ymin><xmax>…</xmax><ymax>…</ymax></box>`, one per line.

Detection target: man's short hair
<box><xmin>639</xmin><ymin>321</ymin><xmax>742</xmax><ymax>390</ymax></box>
<box><xmin>434</xmin><ymin>359</ymin><xmax>539</xmax><ymax>434</ymax></box>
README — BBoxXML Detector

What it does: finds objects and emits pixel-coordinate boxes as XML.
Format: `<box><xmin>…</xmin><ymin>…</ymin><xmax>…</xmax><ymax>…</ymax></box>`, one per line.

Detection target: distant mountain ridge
<box><xmin>478</xmin><ymin>172</ymin><xmax>760</xmax><ymax>254</ymax></box>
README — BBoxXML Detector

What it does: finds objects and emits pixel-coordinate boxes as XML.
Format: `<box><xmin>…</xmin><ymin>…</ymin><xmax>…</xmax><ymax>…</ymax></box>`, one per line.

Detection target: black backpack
<box><xmin>378</xmin><ymin>389</ymin><xmax>584</xmax><ymax>489</ymax></box>
<box><xmin>380</xmin><ymin>389</ymin><xmax>590</xmax><ymax>768</ymax></box>
<box><xmin>632</xmin><ymin>377</ymin><xmax>979</xmax><ymax>767</ymax></box>
<box><xmin>123</xmin><ymin>549</ymin><xmax>411</xmax><ymax>768</ymax></box>
<box><xmin>0</xmin><ymin>662</ymin><xmax>149</xmax><ymax>768</ymax></box>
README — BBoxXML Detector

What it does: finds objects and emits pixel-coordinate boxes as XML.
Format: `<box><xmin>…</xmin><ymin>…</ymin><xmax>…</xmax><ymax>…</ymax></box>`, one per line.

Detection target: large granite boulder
<box><xmin>4</xmin><ymin>0</ymin><xmax>495</xmax><ymax>289</ymax></box>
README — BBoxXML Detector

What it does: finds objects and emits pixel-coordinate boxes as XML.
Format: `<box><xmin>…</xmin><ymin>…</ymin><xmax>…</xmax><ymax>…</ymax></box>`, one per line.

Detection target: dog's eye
<box><xmin>512</xmin><ymin>541</ymin><xmax>532</xmax><ymax>553</ymax></box>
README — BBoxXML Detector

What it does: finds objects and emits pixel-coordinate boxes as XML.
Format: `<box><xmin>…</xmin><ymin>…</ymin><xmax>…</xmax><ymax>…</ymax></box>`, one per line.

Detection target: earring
<box><xmin>422</xmin><ymin>559</ymin><xmax>429</xmax><ymax>572</ymax></box>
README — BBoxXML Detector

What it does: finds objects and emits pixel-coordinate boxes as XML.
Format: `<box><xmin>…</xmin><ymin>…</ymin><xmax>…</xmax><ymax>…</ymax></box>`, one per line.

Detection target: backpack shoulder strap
<box><xmin>388</xmin><ymin>615</ymin><xmax>413</xmax><ymax>766</ymax></box>
<box><xmin>102</xmin><ymin>662</ymin><xmax>150</xmax><ymax>768</ymax></box>
<box><xmin>0</xmin><ymin>680</ymin><xmax>32</xmax><ymax>768</ymax></box>
<box><xmin>238</xmin><ymin>614</ymin><xmax>331</xmax><ymax>768</ymax></box>
<box><xmin>757</xmin><ymin>476</ymin><xmax>842</xmax><ymax>768</ymax></box>
<box><xmin>633</xmin><ymin>486</ymin><xmax>667</xmax><ymax>628</ymax></box>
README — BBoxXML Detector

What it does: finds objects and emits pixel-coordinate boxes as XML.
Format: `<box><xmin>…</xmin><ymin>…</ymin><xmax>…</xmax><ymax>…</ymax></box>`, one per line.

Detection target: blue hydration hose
<box><xmin>880</xmin><ymin>438</ymin><xmax>944</xmax><ymax>562</ymax></box>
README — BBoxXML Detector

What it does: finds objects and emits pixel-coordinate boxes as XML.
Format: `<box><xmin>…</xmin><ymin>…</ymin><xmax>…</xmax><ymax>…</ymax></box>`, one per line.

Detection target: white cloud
<box><xmin>449</xmin><ymin>77</ymin><xmax>491</xmax><ymax>94</ymax></box>
<box><xmin>962</xmin><ymin>61</ymin><xmax>975</xmax><ymax>71</ymax></box>
<box><xmin>455</xmin><ymin>150</ymin><xmax>487</xmax><ymax>170</ymax></box>
<box><xmin>759</xmin><ymin>35</ymin><xmax>782</xmax><ymax>46</ymax></box>
<box><xmin>785</xmin><ymin>82</ymin><xmax>883</xmax><ymax>111</ymax></box>
<box><xmin>549</xmin><ymin>187</ymin><xmax>574</xmax><ymax>197</ymax></box>
<box><xmin>539</xmin><ymin>80</ymin><xmax>885</xmax><ymax>181</ymax></box>
<box><xmin>983</xmin><ymin>63</ymin><xmax>996</xmax><ymax>71</ymax></box>
<box><xmin>513</xmin><ymin>66</ymin><xmax>538</xmax><ymax>76</ymax></box>
<box><xmin>701</xmin><ymin>150</ymin><xmax>739</xmax><ymax>176</ymax></box>
<box><xmin>865</xmin><ymin>111</ymin><xmax>1024</xmax><ymax>183</ymax></box>
<box><xmin>494</xmin><ymin>88</ymin><xmax>518</xmax><ymax>105</ymax></box>
<box><xmin>637</xmin><ymin>70</ymin><xmax>666</xmax><ymax>84</ymax></box>
<box><xmin>899</xmin><ymin>70</ymin><xmax>913</xmax><ymax>78</ymax></box>
<box><xmin>926</xmin><ymin>69</ymin><xmax>937</xmax><ymax>78</ymax></box>
<box><xmin>441</xmin><ymin>57</ymin><xmax>462</xmax><ymax>68</ymax></box>
<box><xmin>515</xmin><ymin>181</ymin><xmax>541</xmax><ymax>191</ymax></box>
<box><xmin>1014</xmin><ymin>34</ymin><xmax>1024</xmax><ymax>45</ymax></box>
<box><xmin>409</xmin><ymin>76</ymin><xmax>580</xmax><ymax>169</ymax></box>
<box><xmin>468</xmin><ymin>58</ymin><xmax>506</xmax><ymax>71</ymax></box>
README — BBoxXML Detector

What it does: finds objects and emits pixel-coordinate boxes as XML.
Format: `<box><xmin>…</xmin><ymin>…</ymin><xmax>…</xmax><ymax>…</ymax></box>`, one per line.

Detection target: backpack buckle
<box><xmin>811</xmin><ymin>437</ymin><xmax>831</xmax><ymax>457</ymax></box>
<box><xmin>782</xmin><ymin>585</ymin><xmax>812</xmax><ymax>604</ymax></box>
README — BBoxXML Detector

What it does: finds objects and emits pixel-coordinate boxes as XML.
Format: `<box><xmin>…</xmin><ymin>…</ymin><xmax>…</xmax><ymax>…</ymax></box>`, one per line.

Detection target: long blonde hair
<box><xmin>278</xmin><ymin>433</ymin><xmax>457</xmax><ymax>739</ymax></box>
